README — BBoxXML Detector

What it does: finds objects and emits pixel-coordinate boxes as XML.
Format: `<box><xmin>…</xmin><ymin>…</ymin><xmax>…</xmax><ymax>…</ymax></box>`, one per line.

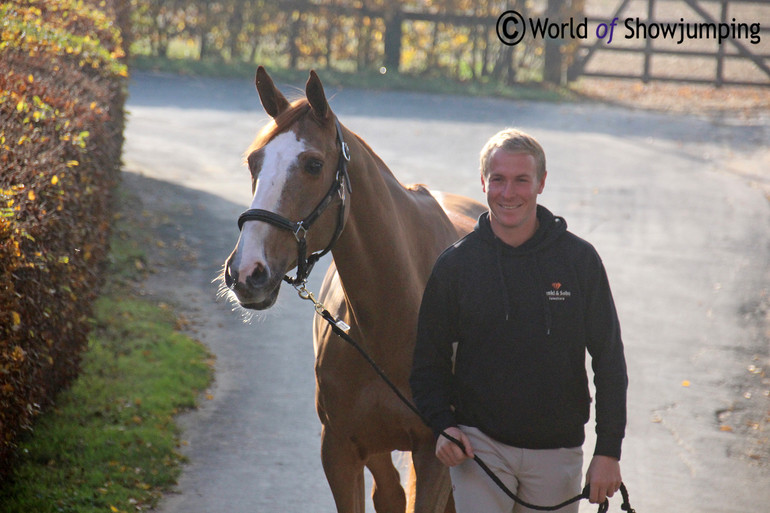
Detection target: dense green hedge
<box><xmin>0</xmin><ymin>0</ymin><xmax>129</xmax><ymax>471</ymax></box>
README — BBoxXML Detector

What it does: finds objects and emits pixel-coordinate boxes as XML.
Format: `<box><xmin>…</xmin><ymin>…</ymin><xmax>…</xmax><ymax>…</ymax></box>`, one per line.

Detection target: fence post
<box><xmin>716</xmin><ymin>0</ymin><xmax>728</xmax><ymax>87</ymax></box>
<box><xmin>384</xmin><ymin>8</ymin><xmax>403</xmax><ymax>73</ymax></box>
<box><xmin>289</xmin><ymin>11</ymin><xmax>301</xmax><ymax>70</ymax></box>
<box><xmin>543</xmin><ymin>0</ymin><xmax>564</xmax><ymax>84</ymax></box>
<box><xmin>643</xmin><ymin>0</ymin><xmax>654</xmax><ymax>82</ymax></box>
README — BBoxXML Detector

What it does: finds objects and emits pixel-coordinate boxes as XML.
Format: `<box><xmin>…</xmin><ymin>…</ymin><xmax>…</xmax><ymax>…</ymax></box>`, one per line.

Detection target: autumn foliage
<box><xmin>0</xmin><ymin>0</ymin><xmax>129</xmax><ymax>470</ymax></box>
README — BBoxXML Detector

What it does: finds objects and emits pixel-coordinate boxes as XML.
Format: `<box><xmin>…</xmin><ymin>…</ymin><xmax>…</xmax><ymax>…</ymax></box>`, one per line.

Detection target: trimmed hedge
<box><xmin>0</xmin><ymin>0</ymin><xmax>129</xmax><ymax>472</ymax></box>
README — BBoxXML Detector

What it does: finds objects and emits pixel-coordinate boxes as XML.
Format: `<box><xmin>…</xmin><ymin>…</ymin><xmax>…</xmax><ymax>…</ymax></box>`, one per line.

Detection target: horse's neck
<box><xmin>330</xmin><ymin>134</ymin><xmax>450</xmax><ymax>335</ymax></box>
<box><xmin>334</xmin><ymin>142</ymin><xmax>422</xmax><ymax>290</ymax></box>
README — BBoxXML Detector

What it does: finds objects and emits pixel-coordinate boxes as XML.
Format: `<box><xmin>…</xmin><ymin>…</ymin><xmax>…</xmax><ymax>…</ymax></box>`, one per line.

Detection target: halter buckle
<box><xmin>293</xmin><ymin>222</ymin><xmax>308</xmax><ymax>242</ymax></box>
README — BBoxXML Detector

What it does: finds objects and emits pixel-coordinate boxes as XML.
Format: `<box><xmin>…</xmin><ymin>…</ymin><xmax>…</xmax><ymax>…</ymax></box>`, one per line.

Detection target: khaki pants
<box><xmin>449</xmin><ymin>426</ymin><xmax>583</xmax><ymax>513</ymax></box>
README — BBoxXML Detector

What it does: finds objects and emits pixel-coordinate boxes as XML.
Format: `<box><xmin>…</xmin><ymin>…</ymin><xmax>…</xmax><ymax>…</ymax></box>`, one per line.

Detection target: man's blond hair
<box><xmin>479</xmin><ymin>128</ymin><xmax>546</xmax><ymax>181</ymax></box>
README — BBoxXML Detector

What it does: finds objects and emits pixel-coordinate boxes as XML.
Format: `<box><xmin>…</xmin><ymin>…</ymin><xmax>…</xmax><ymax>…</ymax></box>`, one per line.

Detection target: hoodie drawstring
<box><xmin>532</xmin><ymin>255</ymin><xmax>553</xmax><ymax>336</ymax></box>
<box><xmin>496</xmin><ymin>244</ymin><xmax>511</xmax><ymax>322</ymax></box>
<box><xmin>496</xmin><ymin>247</ymin><xmax>553</xmax><ymax>336</ymax></box>
<box><xmin>485</xmin><ymin>208</ymin><xmax>565</xmax><ymax>336</ymax></box>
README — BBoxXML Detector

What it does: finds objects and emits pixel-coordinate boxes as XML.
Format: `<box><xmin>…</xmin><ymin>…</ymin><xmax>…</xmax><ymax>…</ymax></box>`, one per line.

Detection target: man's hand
<box><xmin>585</xmin><ymin>455</ymin><xmax>622</xmax><ymax>504</ymax></box>
<box><xmin>436</xmin><ymin>427</ymin><xmax>474</xmax><ymax>467</ymax></box>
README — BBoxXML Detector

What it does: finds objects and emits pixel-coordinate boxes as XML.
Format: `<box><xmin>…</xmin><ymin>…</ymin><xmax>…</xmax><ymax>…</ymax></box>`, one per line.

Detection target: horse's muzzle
<box><xmin>224</xmin><ymin>255</ymin><xmax>280</xmax><ymax>310</ymax></box>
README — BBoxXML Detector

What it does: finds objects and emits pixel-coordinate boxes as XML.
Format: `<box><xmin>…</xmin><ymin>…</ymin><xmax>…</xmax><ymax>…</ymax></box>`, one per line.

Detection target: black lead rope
<box><xmin>313</xmin><ymin>305</ymin><xmax>636</xmax><ymax>513</ymax></box>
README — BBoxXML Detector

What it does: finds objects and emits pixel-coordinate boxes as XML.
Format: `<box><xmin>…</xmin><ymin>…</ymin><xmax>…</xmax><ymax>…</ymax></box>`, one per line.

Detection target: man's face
<box><xmin>481</xmin><ymin>150</ymin><xmax>546</xmax><ymax>245</ymax></box>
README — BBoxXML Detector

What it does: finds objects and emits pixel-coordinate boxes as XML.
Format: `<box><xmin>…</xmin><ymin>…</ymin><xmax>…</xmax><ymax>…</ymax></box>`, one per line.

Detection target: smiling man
<box><xmin>410</xmin><ymin>128</ymin><xmax>628</xmax><ymax>512</ymax></box>
<box><xmin>482</xmin><ymin>142</ymin><xmax>546</xmax><ymax>247</ymax></box>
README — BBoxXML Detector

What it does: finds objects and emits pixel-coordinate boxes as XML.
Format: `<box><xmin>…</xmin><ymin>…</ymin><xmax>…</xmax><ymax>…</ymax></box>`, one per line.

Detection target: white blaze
<box><xmin>237</xmin><ymin>131</ymin><xmax>305</xmax><ymax>276</ymax></box>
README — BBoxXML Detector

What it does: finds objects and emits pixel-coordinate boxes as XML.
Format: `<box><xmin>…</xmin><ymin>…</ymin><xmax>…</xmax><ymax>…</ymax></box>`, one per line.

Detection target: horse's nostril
<box><xmin>225</xmin><ymin>263</ymin><xmax>238</xmax><ymax>289</ymax></box>
<box><xmin>245</xmin><ymin>262</ymin><xmax>268</xmax><ymax>288</ymax></box>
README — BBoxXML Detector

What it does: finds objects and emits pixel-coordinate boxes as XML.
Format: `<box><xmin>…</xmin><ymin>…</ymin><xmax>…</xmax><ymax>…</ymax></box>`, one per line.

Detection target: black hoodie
<box><xmin>410</xmin><ymin>205</ymin><xmax>628</xmax><ymax>459</ymax></box>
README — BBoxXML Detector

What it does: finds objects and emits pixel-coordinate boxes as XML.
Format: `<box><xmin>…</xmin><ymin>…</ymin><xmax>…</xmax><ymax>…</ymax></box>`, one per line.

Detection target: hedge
<box><xmin>0</xmin><ymin>0</ymin><xmax>130</xmax><ymax>472</ymax></box>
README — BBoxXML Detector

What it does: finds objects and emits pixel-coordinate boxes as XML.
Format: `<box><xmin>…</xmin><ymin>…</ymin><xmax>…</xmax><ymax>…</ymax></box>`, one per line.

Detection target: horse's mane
<box><xmin>244</xmin><ymin>99</ymin><xmax>311</xmax><ymax>162</ymax></box>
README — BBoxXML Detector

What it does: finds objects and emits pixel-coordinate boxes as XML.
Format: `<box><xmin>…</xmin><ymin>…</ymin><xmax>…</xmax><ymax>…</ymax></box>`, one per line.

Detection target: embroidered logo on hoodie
<box><xmin>546</xmin><ymin>282</ymin><xmax>572</xmax><ymax>301</ymax></box>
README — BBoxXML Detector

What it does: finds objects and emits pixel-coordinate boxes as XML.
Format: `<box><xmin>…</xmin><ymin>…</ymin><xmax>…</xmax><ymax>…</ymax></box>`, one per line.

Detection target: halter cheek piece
<box><xmin>235</xmin><ymin>119</ymin><xmax>351</xmax><ymax>286</ymax></box>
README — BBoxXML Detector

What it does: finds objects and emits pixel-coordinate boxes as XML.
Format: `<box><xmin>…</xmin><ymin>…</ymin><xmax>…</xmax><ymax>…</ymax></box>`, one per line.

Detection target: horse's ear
<box><xmin>306</xmin><ymin>70</ymin><xmax>329</xmax><ymax>120</ymax></box>
<box><xmin>255</xmin><ymin>66</ymin><xmax>289</xmax><ymax>118</ymax></box>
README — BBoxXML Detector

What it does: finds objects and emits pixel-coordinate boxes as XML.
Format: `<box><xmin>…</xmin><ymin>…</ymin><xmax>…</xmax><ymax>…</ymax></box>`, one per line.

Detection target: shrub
<box><xmin>0</xmin><ymin>0</ymin><xmax>129</xmax><ymax>472</ymax></box>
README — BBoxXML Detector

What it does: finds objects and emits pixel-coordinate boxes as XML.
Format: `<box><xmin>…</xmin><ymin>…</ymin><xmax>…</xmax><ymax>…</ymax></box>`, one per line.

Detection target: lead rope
<box><xmin>294</xmin><ymin>284</ymin><xmax>636</xmax><ymax>513</ymax></box>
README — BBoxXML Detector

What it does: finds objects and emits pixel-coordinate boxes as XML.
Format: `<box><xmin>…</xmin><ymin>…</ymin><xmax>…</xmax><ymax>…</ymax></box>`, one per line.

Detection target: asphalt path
<box><xmin>122</xmin><ymin>71</ymin><xmax>770</xmax><ymax>513</ymax></box>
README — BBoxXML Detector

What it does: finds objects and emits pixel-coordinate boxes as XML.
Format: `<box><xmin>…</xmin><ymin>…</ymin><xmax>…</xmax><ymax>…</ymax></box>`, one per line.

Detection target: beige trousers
<box><xmin>449</xmin><ymin>426</ymin><xmax>583</xmax><ymax>513</ymax></box>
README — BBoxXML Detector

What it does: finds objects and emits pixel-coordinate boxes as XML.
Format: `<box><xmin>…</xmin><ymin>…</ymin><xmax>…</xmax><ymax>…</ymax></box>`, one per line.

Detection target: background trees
<box><xmin>129</xmin><ymin>0</ymin><xmax>582</xmax><ymax>84</ymax></box>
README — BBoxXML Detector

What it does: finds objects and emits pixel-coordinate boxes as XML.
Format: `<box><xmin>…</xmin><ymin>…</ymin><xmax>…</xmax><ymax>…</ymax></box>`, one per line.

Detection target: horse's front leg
<box><xmin>367</xmin><ymin>452</ymin><xmax>407</xmax><ymax>513</ymax></box>
<box><xmin>412</xmin><ymin>439</ymin><xmax>454</xmax><ymax>513</ymax></box>
<box><xmin>321</xmin><ymin>425</ymin><xmax>366</xmax><ymax>513</ymax></box>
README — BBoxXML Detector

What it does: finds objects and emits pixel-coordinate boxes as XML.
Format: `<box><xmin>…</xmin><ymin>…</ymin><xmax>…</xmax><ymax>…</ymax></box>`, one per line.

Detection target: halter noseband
<box><xmin>235</xmin><ymin>119</ymin><xmax>351</xmax><ymax>286</ymax></box>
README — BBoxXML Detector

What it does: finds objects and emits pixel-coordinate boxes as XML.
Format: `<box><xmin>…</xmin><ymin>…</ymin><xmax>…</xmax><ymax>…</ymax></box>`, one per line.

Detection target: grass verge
<box><xmin>0</xmin><ymin>190</ymin><xmax>213</xmax><ymax>513</ymax></box>
<box><xmin>129</xmin><ymin>54</ymin><xmax>579</xmax><ymax>103</ymax></box>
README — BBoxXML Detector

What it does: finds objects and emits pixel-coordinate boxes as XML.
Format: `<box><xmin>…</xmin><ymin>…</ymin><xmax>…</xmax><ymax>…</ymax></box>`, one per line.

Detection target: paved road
<box><xmin>123</xmin><ymin>71</ymin><xmax>770</xmax><ymax>513</ymax></box>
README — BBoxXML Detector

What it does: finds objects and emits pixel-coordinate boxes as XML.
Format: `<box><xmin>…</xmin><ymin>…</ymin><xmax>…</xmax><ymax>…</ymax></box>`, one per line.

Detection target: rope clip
<box><xmin>294</xmin><ymin>283</ymin><xmax>351</xmax><ymax>333</ymax></box>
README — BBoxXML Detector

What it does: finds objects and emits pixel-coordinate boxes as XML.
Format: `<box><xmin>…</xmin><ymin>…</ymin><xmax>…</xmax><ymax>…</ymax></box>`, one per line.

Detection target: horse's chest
<box><xmin>314</xmin><ymin>336</ymin><xmax>413</xmax><ymax>440</ymax></box>
<box><xmin>315</xmin><ymin>374</ymin><xmax>414</xmax><ymax>451</ymax></box>
<box><xmin>314</xmin><ymin>336</ymin><xmax>382</xmax><ymax>398</ymax></box>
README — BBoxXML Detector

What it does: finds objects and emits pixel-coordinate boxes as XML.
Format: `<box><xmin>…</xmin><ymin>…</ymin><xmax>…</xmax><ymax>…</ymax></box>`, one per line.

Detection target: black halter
<box><xmin>236</xmin><ymin>119</ymin><xmax>351</xmax><ymax>286</ymax></box>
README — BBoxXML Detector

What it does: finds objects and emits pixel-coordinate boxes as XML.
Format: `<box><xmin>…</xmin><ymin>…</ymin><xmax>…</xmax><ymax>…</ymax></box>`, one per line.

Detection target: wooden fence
<box><xmin>131</xmin><ymin>0</ymin><xmax>769</xmax><ymax>87</ymax></box>
<box><xmin>567</xmin><ymin>0</ymin><xmax>770</xmax><ymax>87</ymax></box>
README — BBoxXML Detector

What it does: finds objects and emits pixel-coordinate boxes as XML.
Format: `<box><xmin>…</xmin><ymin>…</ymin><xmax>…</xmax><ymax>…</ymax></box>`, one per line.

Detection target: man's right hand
<box><xmin>436</xmin><ymin>426</ymin><xmax>474</xmax><ymax>467</ymax></box>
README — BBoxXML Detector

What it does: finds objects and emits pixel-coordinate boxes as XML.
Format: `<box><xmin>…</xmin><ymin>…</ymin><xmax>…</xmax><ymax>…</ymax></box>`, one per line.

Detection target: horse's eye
<box><xmin>305</xmin><ymin>159</ymin><xmax>323</xmax><ymax>176</ymax></box>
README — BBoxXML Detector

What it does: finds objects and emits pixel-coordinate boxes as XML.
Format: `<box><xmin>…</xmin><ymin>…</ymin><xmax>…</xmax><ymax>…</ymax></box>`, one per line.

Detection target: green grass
<box><xmin>0</xmin><ymin>196</ymin><xmax>213</xmax><ymax>513</ymax></box>
<box><xmin>129</xmin><ymin>53</ymin><xmax>579</xmax><ymax>103</ymax></box>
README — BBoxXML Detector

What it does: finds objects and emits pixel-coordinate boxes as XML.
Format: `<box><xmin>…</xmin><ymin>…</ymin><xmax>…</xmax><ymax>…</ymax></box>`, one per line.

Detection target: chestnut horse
<box><xmin>224</xmin><ymin>67</ymin><xmax>485</xmax><ymax>513</ymax></box>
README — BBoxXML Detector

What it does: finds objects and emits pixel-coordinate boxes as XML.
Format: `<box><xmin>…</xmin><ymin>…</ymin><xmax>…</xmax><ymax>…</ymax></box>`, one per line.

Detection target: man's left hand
<box><xmin>585</xmin><ymin>455</ymin><xmax>621</xmax><ymax>504</ymax></box>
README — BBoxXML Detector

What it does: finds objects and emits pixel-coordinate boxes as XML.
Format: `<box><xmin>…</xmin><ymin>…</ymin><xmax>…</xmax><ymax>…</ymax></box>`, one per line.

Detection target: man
<box><xmin>410</xmin><ymin>128</ymin><xmax>628</xmax><ymax>512</ymax></box>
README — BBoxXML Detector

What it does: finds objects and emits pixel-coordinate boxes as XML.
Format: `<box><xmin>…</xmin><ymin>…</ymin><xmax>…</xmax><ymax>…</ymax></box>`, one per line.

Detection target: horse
<box><xmin>223</xmin><ymin>66</ymin><xmax>486</xmax><ymax>513</ymax></box>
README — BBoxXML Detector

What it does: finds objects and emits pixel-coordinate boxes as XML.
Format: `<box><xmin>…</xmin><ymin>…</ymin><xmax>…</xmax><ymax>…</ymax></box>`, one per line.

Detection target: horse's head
<box><xmin>223</xmin><ymin>67</ymin><xmax>350</xmax><ymax>310</ymax></box>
